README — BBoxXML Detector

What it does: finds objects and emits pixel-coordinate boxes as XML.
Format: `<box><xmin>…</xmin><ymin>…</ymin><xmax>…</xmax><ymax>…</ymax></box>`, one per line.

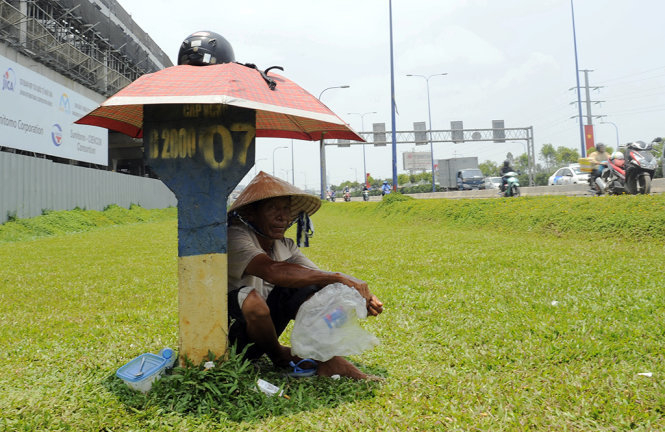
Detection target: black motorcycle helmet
<box><xmin>178</xmin><ymin>31</ymin><xmax>235</xmax><ymax>66</ymax></box>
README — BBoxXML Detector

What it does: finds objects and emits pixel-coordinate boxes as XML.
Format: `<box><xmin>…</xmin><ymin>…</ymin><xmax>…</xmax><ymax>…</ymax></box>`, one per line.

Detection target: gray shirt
<box><xmin>227</xmin><ymin>223</ymin><xmax>318</xmax><ymax>307</ymax></box>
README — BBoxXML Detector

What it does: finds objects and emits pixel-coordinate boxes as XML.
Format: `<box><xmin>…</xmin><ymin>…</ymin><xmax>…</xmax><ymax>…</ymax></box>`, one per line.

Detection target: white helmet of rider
<box><xmin>611</xmin><ymin>151</ymin><xmax>624</xmax><ymax>160</ymax></box>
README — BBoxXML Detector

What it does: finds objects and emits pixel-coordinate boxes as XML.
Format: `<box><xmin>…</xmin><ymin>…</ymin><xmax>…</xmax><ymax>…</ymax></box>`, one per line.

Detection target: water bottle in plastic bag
<box><xmin>323</xmin><ymin>306</ymin><xmax>348</xmax><ymax>329</ymax></box>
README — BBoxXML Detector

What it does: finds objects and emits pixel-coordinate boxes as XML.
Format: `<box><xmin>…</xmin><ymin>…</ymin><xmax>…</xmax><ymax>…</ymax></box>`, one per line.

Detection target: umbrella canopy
<box><xmin>75</xmin><ymin>63</ymin><xmax>363</xmax><ymax>142</ymax></box>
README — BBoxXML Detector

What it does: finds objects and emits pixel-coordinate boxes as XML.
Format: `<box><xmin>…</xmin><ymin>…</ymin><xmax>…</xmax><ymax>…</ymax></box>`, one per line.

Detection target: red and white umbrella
<box><xmin>75</xmin><ymin>63</ymin><xmax>362</xmax><ymax>142</ymax></box>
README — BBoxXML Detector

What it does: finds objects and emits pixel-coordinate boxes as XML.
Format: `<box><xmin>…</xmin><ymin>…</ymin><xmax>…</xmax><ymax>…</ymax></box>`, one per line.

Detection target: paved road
<box><xmin>340</xmin><ymin>178</ymin><xmax>665</xmax><ymax>201</ymax></box>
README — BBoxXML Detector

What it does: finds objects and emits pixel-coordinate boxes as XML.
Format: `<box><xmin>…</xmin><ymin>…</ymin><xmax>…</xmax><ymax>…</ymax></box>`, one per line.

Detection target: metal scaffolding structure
<box><xmin>330</xmin><ymin>126</ymin><xmax>537</xmax><ymax>186</ymax></box>
<box><xmin>0</xmin><ymin>0</ymin><xmax>170</xmax><ymax>97</ymax></box>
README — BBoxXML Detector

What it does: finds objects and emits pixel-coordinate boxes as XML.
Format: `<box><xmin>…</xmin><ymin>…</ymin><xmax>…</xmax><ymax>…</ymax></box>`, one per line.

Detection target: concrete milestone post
<box><xmin>143</xmin><ymin>104</ymin><xmax>255</xmax><ymax>365</ymax></box>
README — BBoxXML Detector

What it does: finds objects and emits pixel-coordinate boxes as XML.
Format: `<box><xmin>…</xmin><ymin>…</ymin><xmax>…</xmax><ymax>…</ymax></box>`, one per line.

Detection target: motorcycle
<box><xmin>588</xmin><ymin>168</ymin><xmax>605</xmax><ymax>195</ymax></box>
<box><xmin>343</xmin><ymin>190</ymin><xmax>351</xmax><ymax>202</ymax></box>
<box><xmin>501</xmin><ymin>172</ymin><xmax>520</xmax><ymax>197</ymax></box>
<box><xmin>326</xmin><ymin>191</ymin><xmax>336</xmax><ymax>202</ymax></box>
<box><xmin>362</xmin><ymin>189</ymin><xmax>370</xmax><ymax>201</ymax></box>
<box><xmin>592</xmin><ymin>152</ymin><xmax>627</xmax><ymax>195</ymax></box>
<box><xmin>624</xmin><ymin>138</ymin><xmax>660</xmax><ymax>194</ymax></box>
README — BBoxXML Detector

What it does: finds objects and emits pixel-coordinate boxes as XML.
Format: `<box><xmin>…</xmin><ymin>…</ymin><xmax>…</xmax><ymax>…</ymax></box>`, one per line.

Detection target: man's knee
<box><xmin>242</xmin><ymin>290</ymin><xmax>271</xmax><ymax>322</ymax></box>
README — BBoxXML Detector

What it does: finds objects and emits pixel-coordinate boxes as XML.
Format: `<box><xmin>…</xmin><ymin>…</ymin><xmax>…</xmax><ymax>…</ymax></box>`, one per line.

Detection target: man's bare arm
<box><xmin>244</xmin><ymin>253</ymin><xmax>383</xmax><ymax>316</ymax></box>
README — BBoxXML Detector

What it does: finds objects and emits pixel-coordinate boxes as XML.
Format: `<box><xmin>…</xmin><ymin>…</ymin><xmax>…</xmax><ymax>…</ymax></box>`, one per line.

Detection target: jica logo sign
<box><xmin>2</xmin><ymin>68</ymin><xmax>16</xmax><ymax>91</ymax></box>
<box><xmin>59</xmin><ymin>93</ymin><xmax>71</xmax><ymax>114</ymax></box>
<box><xmin>51</xmin><ymin>124</ymin><xmax>63</xmax><ymax>147</ymax></box>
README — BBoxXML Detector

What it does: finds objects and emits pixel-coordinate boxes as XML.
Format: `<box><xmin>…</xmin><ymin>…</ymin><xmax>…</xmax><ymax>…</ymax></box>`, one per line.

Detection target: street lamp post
<box><xmin>272</xmin><ymin>146</ymin><xmax>288</xmax><ymax>176</ymax></box>
<box><xmin>299</xmin><ymin>171</ymin><xmax>308</xmax><ymax>190</ymax></box>
<box><xmin>318</xmin><ymin>85</ymin><xmax>350</xmax><ymax>199</ymax></box>
<box><xmin>290</xmin><ymin>139</ymin><xmax>295</xmax><ymax>185</ymax></box>
<box><xmin>509</xmin><ymin>140</ymin><xmax>528</xmax><ymax>157</ymax></box>
<box><xmin>389</xmin><ymin>0</ymin><xmax>398</xmax><ymax>192</ymax></box>
<box><xmin>254</xmin><ymin>157</ymin><xmax>267</xmax><ymax>176</ymax></box>
<box><xmin>509</xmin><ymin>140</ymin><xmax>535</xmax><ymax>185</ymax></box>
<box><xmin>406</xmin><ymin>73</ymin><xmax>447</xmax><ymax>192</ymax></box>
<box><xmin>570</xmin><ymin>0</ymin><xmax>586</xmax><ymax>157</ymax></box>
<box><xmin>349</xmin><ymin>167</ymin><xmax>358</xmax><ymax>183</ymax></box>
<box><xmin>348</xmin><ymin>111</ymin><xmax>376</xmax><ymax>188</ymax></box>
<box><xmin>600</xmin><ymin>120</ymin><xmax>620</xmax><ymax>147</ymax></box>
<box><xmin>318</xmin><ymin>85</ymin><xmax>350</xmax><ymax>100</ymax></box>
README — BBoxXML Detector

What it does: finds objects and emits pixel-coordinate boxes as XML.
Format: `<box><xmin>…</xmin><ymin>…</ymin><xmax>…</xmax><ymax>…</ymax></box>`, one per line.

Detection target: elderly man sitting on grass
<box><xmin>227</xmin><ymin>171</ymin><xmax>383</xmax><ymax>380</ymax></box>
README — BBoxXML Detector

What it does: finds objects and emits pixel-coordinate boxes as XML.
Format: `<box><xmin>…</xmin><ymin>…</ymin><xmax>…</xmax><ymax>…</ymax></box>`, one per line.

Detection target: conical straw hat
<box><xmin>229</xmin><ymin>171</ymin><xmax>321</xmax><ymax>222</ymax></box>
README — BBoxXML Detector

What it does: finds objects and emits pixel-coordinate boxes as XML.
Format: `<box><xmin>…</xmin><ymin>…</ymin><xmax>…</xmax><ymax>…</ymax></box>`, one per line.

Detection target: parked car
<box><xmin>484</xmin><ymin>176</ymin><xmax>502</xmax><ymax>190</ymax></box>
<box><xmin>548</xmin><ymin>164</ymin><xmax>590</xmax><ymax>186</ymax></box>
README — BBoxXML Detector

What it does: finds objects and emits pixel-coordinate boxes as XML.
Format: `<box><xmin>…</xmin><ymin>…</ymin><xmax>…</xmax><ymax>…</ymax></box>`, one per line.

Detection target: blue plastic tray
<box><xmin>116</xmin><ymin>353</ymin><xmax>167</xmax><ymax>383</ymax></box>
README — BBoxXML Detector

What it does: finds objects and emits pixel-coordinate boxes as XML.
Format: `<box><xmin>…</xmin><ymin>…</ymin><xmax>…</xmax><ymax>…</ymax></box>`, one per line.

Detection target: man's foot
<box><xmin>269</xmin><ymin>345</ymin><xmax>301</xmax><ymax>368</ymax></box>
<box><xmin>317</xmin><ymin>356</ymin><xmax>382</xmax><ymax>381</ymax></box>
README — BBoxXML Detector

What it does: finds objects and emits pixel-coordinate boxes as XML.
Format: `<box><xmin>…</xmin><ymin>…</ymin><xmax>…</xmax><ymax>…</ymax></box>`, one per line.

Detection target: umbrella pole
<box><xmin>143</xmin><ymin>104</ymin><xmax>255</xmax><ymax>366</ymax></box>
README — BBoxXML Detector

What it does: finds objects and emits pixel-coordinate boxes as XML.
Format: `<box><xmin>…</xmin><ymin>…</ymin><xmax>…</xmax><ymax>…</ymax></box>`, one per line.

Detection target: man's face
<box><xmin>249</xmin><ymin>197</ymin><xmax>291</xmax><ymax>239</ymax></box>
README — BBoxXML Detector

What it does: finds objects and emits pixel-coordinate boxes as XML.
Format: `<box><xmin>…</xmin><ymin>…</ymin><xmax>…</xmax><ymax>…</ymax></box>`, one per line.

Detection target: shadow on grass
<box><xmin>103</xmin><ymin>355</ymin><xmax>387</xmax><ymax>424</ymax></box>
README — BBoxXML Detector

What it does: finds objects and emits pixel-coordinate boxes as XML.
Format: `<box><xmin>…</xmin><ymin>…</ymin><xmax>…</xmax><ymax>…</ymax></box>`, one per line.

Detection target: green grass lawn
<box><xmin>1</xmin><ymin>197</ymin><xmax>665</xmax><ymax>431</ymax></box>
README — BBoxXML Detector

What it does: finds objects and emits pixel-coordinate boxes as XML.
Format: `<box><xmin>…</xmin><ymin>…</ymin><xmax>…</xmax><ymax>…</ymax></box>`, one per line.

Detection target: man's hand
<box><xmin>335</xmin><ymin>272</ymin><xmax>383</xmax><ymax>317</ymax></box>
<box><xmin>336</xmin><ymin>273</ymin><xmax>370</xmax><ymax>299</ymax></box>
<box><xmin>367</xmin><ymin>295</ymin><xmax>384</xmax><ymax>316</ymax></box>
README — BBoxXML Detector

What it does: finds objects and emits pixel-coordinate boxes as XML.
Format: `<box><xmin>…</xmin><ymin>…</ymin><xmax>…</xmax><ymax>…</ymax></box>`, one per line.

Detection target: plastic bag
<box><xmin>290</xmin><ymin>283</ymin><xmax>380</xmax><ymax>362</ymax></box>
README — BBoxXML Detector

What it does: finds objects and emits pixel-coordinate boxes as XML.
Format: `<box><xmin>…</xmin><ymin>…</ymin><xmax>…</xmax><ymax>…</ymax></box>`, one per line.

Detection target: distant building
<box><xmin>0</xmin><ymin>0</ymin><xmax>173</xmax><ymax>176</ymax></box>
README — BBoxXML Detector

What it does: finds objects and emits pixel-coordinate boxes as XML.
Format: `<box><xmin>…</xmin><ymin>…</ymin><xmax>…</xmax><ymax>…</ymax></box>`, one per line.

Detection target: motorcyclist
<box><xmin>381</xmin><ymin>181</ymin><xmax>391</xmax><ymax>196</ymax></box>
<box><xmin>361</xmin><ymin>184</ymin><xmax>370</xmax><ymax>201</ymax></box>
<box><xmin>499</xmin><ymin>160</ymin><xmax>514</xmax><ymax>192</ymax></box>
<box><xmin>343</xmin><ymin>186</ymin><xmax>351</xmax><ymax>201</ymax></box>
<box><xmin>587</xmin><ymin>143</ymin><xmax>610</xmax><ymax>191</ymax></box>
<box><xmin>589</xmin><ymin>143</ymin><xmax>610</xmax><ymax>177</ymax></box>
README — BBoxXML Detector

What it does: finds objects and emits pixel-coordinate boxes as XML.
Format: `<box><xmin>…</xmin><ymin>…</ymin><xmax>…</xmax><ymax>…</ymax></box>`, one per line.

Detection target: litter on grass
<box><xmin>255</xmin><ymin>379</ymin><xmax>289</xmax><ymax>399</ymax></box>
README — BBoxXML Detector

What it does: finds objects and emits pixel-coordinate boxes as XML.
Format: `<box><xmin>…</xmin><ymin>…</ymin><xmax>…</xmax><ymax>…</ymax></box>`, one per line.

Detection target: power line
<box><xmin>604</xmin><ymin>84</ymin><xmax>665</xmax><ymax>102</ymax></box>
<box><xmin>611</xmin><ymin>105</ymin><xmax>665</xmax><ymax>116</ymax></box>
<box><xmin>597</xmin><ymin>66</ymin><xmax>665</xmax><ymax>86</ymax></box>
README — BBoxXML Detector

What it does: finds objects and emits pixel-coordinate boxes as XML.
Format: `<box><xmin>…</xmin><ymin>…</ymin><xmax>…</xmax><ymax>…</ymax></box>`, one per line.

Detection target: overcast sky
<box><xmin>116</xmin><ymin>0</ymin><xmax>665</xmax><ymax>190</ymax></box>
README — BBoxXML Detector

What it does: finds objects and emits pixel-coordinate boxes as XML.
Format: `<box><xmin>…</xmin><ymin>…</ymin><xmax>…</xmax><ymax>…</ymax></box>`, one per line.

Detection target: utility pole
<box><xmin>581</xmin><ymin>70</ymin><xmax>604</xmax><ymax>126</ymax></box>
<box><xmin>569</xmin><ymin>69</ymin><xmax>604</xmax><ymax>154</ymax></box>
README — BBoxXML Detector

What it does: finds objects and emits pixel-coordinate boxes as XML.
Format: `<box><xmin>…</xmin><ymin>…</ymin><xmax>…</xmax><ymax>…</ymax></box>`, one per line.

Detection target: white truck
<box><xmin>436</xmin><ymin>157</ymin><xmax>485</xmax><ymax>190</ymax></box>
